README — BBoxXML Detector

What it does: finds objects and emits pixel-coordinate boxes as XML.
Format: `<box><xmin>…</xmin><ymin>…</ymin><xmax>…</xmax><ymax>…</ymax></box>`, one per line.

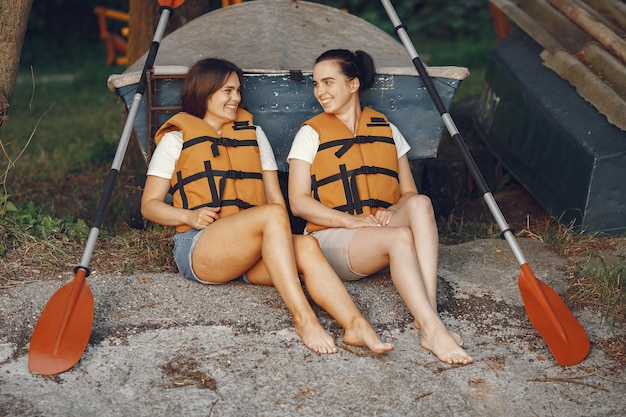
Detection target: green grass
<box><xmin>3</xmin><ymin>61</ymin><xmax>126</xmax><ymax>179</ymax></box>
<box><xmin>572</xmin><ymin>255</ymin><xmax>626</xmax><ymax>335</ymax></box>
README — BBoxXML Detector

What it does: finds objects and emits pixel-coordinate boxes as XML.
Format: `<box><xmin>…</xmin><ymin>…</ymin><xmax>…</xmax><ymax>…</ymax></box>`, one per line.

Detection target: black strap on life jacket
<box><xmin>233</xmin><ymin>120</ymin><xmax>256</xmax><ymax>131</ymax></box>
<box><xmin>310</xmin><ymin>164</ymin><xmax>398</xmax><ymax>215</ymax></box>
<box><xmin>216</xmin><ymin>168</ymin><xmax>263</xmax><ymax>210</ymax></box>
<box><xmin>182</xmin><ymin>135</ymin><xmax>259</xmax><ymax>157</ymax></box>
<box><xmin>314</xmin><ymin>116</ymin><xmax>393</xmax><ymax>157</ymax></box>
<box><xmin>172</xmin><ymin>159</ymin><xmax>262</xmax><ymax>210</ymax></box>
<box><xmin>318</xmin><ymin>135</ymin><xmax>395</xmax><ymax>159</ymax></box>
<box><xmin>367</xmin><ymin>117</ymin><xmax>389</xmax><ymax>127</ymax></box>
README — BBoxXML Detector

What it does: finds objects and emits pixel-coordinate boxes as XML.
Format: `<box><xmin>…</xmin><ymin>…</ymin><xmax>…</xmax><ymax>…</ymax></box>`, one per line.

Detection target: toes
<box><xmin>312</xmin><ymin>343</ymin><xmax>337</xmax><ymax>354</ymax></box>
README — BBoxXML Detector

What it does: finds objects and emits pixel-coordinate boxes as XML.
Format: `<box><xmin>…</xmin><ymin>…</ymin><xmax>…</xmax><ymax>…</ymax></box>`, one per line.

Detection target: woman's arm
<box><xmin>262</xmin><ymin>170</ymin><xmax>286</xmax><ymax>207</ymax></box>
<box><xmin>396</xmin><ymin>154</ymin><xmax>419</xmax><ymax>200</ymax></box>
<box><xmin>372</xmin><ymin>155</ymin><xmax>418</xmax><ymax>225</ymax></box>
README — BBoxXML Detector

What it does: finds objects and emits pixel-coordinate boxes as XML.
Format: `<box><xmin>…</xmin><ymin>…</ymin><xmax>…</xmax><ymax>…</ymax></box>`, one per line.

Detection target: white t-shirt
<box><xmin>147</xmin><ymin>125</ymin><xmax>278</xmax><ymax>179</ymax></box>
<box><xmin>287</xmin><ymin>122</ymin><xmax>411</xmax><ymax>164</ymax></box>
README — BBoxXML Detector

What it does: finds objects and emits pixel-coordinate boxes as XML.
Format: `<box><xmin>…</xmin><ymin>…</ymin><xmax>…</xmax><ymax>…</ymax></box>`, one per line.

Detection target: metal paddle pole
<box><xmin>79</xmin><ymin>8</ymin><xmax>170</xmax><ymax>274</ymax></box>
<box><xmin>28</xmin><ymin>1</ymin><xmax>183</xmax><ymax>376</ymax></box>
<box><xmin>379</xmin><ymin>0</ymin><xmax>589</xmax><ymax>366</ymax></box>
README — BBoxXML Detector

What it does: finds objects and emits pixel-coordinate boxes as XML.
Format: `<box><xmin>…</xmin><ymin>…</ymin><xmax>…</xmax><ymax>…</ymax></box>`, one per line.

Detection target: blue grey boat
<box><xmin>107</xmin><ymin>0</ymin><xmax>468</xmax><ymax>172</ymax></box>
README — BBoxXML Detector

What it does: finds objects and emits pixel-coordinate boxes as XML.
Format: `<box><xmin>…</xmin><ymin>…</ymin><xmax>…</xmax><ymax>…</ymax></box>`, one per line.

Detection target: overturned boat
<box><xmin>107</xmin><ymin>0</ymin><xmax>468</xmax><ymax>171</ymax></box>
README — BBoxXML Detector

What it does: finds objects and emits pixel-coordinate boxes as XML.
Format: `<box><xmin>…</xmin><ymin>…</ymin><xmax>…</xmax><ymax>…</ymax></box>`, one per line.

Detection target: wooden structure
<box><xmin>94</xmin><ymin>6</ymin><xmax>129</xmax><ymax>66</ymax></box>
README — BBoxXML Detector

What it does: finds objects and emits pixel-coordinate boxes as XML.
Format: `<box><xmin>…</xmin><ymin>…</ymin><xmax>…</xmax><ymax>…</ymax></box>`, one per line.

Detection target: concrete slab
<box><xmin>0</xmin><ymin>238</ymin><xmax>623</xmax><ymax>416</ymax></box>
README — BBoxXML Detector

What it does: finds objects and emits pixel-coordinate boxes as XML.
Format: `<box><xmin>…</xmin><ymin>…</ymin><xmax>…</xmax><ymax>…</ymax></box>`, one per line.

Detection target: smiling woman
<box><xmin>288</xmin><ymin>49</ymin><xmax>473</xmax><ymax>365</ymax></box>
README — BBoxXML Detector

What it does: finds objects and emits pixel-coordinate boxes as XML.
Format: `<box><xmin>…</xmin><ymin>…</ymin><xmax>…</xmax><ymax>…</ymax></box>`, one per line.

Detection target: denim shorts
<box><xmin>172</xmin><ymin>228</ymin><xmax>205</xmax><ymax>282</ymax></box>
<box><xmin>172</xmin><ymin>228</ymin><xmax>249</xmax><ymax>284</ymax></box>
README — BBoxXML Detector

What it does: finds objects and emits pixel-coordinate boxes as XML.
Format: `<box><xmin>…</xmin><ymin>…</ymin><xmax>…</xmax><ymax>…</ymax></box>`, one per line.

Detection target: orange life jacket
<box><xmin>305</xmin><ymin>107</ymin><xmax>400</xmax><ymax>232</ymax></box>
<box><xmin>155</xmin><ymin>109</ymin><xmax>265</xmax><ymax>233</ymax></box>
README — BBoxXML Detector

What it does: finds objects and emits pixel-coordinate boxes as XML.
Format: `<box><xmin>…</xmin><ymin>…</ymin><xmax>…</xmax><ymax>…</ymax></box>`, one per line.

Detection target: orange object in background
<box><xmin>489</xmin><ymin>3</ymin><xmax>513</xmax><ymax>40</ymax></box>
<box><xmin>94</xmin><ymin>6</ymin><xmax>130</xmax><ymax>66</ymax></box>
<box><xmin>95</xmin><ymin>1</ymin><xmax>241</xmax><ymax>66</ymax></box>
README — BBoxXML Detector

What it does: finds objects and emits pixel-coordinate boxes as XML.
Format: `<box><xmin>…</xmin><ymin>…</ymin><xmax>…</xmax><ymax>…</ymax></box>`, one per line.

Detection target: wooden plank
<box><xmin>489</xmin><ymin>0</ymin><xmax>564</xmax><ymax>51</ymax></box>
<box><xmin>584</xmin><ymin>0</ymin><xmax>626</xmax><ymax>31</ymax></box>
<box><xmin>581</xmin><ymin>42</ymin><xmax>626</xmax><ymax>99</ymax></box>
<box><xmin>549</xmin><ymin>0</ymin><xmax>626</xmax><ymax>63</ymax></box>
<box><xmin>541</xmin><ymin>48</ymin><xmax>626</xmax><ymax>130</ymax></box>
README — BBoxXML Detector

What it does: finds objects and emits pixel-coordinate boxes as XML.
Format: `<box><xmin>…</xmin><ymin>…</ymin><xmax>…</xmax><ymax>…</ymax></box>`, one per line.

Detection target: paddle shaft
<box><xmin>380</xmin><ymin>0</ymin><xmax>527</xmax><ymax>266</ymax></box>
<box><xmin>79</xmin><ymin>7</ymin><xmax>172</xmax><ymax>273</ymax></box>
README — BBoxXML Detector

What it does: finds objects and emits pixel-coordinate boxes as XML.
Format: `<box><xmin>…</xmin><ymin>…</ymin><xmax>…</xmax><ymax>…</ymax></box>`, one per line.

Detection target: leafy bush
<box><xmin>0</xmin><ymin>194</ymin><xmax>89</xmax><ymax>256</ymax></box>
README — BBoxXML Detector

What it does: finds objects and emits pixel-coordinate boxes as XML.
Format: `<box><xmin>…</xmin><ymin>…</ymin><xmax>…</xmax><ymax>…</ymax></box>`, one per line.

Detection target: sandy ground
<box><xmin>1</xmin><ymin>238</ymin><xmax>624</xmax><ymax>417</ymax></box>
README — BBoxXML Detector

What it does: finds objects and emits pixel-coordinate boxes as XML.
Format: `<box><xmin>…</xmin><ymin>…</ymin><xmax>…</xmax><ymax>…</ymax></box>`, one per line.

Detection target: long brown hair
<box><xmin>181</xmin><ymin>58</ymin><xmax>245</xmax><ymax>118</ymax></box>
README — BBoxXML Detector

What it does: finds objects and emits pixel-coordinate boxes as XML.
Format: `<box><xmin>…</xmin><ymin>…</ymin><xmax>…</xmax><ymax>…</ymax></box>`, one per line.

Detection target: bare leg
<box><xmin>394</xmin><ymin>195</ymin><xmax>439</xmax><ymax>307</ymax></box>
<box><xmin>292</xmin><ymin>235</ymin><xmax>394</xmax><ymax>354</ymax></box>
<box><xmin>389</xmin><ymin>195</ymin><xmax>463</xmax><ymax>346</ymax></box>
<box><xmin>348</xmin><ymin>226</ymin><xmax>473</xmax><ymax>365</ymax></box>
<box><xmin>192</xmin><ymin>204</ymin><xmax>336</xmax><ymax>354</ymax></box>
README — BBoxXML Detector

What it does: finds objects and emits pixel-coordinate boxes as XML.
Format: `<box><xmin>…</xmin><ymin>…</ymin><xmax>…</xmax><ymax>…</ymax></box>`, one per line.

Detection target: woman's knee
<box><xmin>261</xmin><ymin>202</ymin><xmax>289</xmax><ymax>216</ymax></box>
<box><xmin>293</xmin><ymin>234</ymin><xmax>324</xmax><ymax>258</ymax></box>
<box><xmin>259</xmin><ymin>203</ymin><xmax>290</xmax><ymax>226</ymax></box>
<box><xmin>405</xmin><ymin>194</ymin><xmax>435</xmax><ymax>218</ymax></box>
<box><xmin>391</xmin><ymin>226</ymin><xmax>414</xmax><ymax>248</ymax></box>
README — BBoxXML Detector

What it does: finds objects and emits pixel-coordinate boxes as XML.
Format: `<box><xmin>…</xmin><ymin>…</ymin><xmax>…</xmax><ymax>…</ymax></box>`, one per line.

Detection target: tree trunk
<box><xmin>0</xmin><ymin>0</ymin><xmax>34</xmax><ymax>132</ymax></box>
<box><xmin>127</xmin><ymin>0</ymin><xmax>211</xmax><ymax>66</ymax></box>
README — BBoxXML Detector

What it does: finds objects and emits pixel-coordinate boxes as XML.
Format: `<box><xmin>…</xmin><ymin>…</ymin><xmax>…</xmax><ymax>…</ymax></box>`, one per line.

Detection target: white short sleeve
<box><xmin>255</xmin><ymin>125</ymin><xmax>278</xmax><ymax>171</ymax></box>
<box><xmin>391</xmin><ymin>123</ymin><xmax>411</xmax><ymax>158</ymax></box>
<box><xmin>288</xmin><ymin>125</ymin><xmax>319</xmax><ymax>164</ymax></box>
<box><xmin>146</xmin><ymin>130</ymin><xmax>182</xmax><ymax>179</ymax></box>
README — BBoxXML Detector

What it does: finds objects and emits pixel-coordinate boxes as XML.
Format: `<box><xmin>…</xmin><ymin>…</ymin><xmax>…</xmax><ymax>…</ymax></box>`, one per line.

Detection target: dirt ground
<box><xmin>1</xmin><ymin>237</ymin><xmax>625</xmax><ymax>417</ymax></box>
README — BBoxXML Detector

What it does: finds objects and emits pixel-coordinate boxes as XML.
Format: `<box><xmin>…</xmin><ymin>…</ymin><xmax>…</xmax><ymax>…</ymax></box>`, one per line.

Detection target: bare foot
<box><xmin>448</xmin><ymin>329</ymin><xmax>464</xmax><ymax>347</ymax></box>
<box><xmin>295</xmin><ymin>320</ymin><xmax>338</xmax><ymax>354</ymax></box>
<box><xmin>420</xmin><ymin>324</ymin><xmax>473</xmax><ymax>365</ymax></box>
<box><xmin>414</xmin><ymin>321</ymin><xmax>464</xmax><ymax>347</ymax></box>
<box><xmin>343</xmin><ymin>317</ymin><xmax>395</xmax><ymax>354</ymax></box>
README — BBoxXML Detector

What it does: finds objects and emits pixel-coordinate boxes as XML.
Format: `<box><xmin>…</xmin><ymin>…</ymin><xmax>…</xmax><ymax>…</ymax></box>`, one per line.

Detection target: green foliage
<box><xmin>309</xmin><ymin>0</ymin><xmax>496</xmax><ymax>40</ymax></box>
<box><xmin>437</xmin><ymin>215</ymin><xmax>501</xmax><ymax>244</ymax></box>
<box><xmin>574</xmin><ymin>256</ymin><xmax>626</xmax><ymax>334</ymax></box>
<box><xmin>1</xmin><ymin>195</ymin><xmax>89</xmax><ymax>241</ymax></box>
<box><xmin>0</xmin><ymin>194</ymin><xmax>89</xmax><ymax>257</ymax></box>
<box><xmin>2</xmin><ymin>62</ymin><xmax>124</xmax><ymax>179</ymax></box>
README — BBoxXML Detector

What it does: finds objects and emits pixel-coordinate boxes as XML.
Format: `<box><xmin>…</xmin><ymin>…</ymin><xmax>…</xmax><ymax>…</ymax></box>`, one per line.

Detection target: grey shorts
<box><xmin>308</xmin><ymin>228</ymin><xmax>368</xmax><ymax>281</ymax></box>
<box><xmin>172</xmin><ymin>228</ymin><xmax>248</xmax><ymax>284</ymax></box>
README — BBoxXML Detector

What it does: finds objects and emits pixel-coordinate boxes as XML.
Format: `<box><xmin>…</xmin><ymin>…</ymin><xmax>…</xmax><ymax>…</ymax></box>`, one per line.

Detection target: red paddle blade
<box><xmin>518</xmin><ymin>264</ymin><xmax>590</xmax><ymax>366</ymax></box>
<box><xmin>28</xmin><ymin>270</ymin><xmax>94</xmax><ymax>375</ymax></box>
<box><xmin>158</xmin><ymin>0</ymin><xmax>186</xmax><ymax>8</ymax></box>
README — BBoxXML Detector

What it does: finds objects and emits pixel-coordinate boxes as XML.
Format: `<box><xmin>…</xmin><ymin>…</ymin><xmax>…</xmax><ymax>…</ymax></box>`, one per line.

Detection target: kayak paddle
<box><xmin>380</xmin><ymin>0</ymin><xmax>590</xmax><ymax>366</ymax></box>
<box><xmin>28</xmin><ymin>0</ymin><xmax>186</xmax><ymax>376</ymax></box>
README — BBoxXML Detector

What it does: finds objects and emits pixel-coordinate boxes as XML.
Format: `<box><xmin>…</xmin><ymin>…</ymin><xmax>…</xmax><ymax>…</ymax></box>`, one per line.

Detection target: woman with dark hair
<box><xmin>141</xmin><ymin>57</ymin><xmax>393</xmax><ymax>355</ymax></box>
<box><xmin>288</xmin><ymin>50</ymin><xmax>473</xmax><ymax>364</ymax></box>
